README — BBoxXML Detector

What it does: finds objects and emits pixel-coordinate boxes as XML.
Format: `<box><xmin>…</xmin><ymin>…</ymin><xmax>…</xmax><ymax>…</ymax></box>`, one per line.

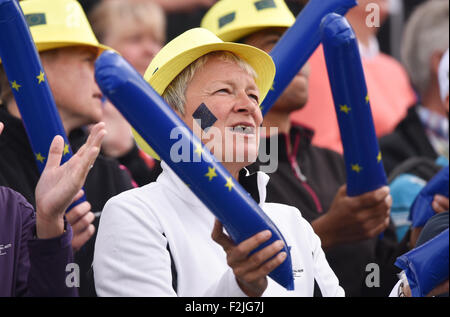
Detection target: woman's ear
<box><xmin>430</xmin><ymin>50</ymin><xmax>445</xmax><ymax>77</ymax></box>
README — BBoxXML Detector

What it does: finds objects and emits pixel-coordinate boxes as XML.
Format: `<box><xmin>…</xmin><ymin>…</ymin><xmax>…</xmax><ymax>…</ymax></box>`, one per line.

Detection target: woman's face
<box><xmin>182</xmin><ymin>55</ymin><xmax>263</xmax><ymax>168</ymax></box>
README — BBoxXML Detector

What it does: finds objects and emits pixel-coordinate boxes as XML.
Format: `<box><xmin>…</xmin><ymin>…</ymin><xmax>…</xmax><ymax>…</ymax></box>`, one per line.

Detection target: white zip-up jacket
<box><xmin>93</xmin><ymin>162</ymin><xmax>345</xmax><ymax>297</ymax></box>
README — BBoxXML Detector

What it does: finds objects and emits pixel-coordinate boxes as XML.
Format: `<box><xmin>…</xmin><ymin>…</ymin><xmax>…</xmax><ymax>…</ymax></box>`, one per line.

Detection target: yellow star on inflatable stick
<box><xmin>36</xmin><ymin>71</ymin><xmax>45</xmax><ymax>84</ymax></box>
<box><xmin>35</xmin><ymin>153</ymin><xmax>46</xmax><ymax>163</ymax></box>
<box><xmin>351</xmin><ymin>164</ymin><xmax>362</xmax><ymax>173</ymax></box>
<box><xmin>365</xmin><ymin>94</ymin><xmax>370</xmax><ymax>104</ymax></box>
<box><xmin>63</xmin><ymin>143</ymin><xmax>70</xmax><ymax>156</ymax></box>
<box><xmin>11</xmin><ymin>81</ymin><xmax>21</xmax><ymax>92</ymax></box>
<box><xmin>194</xmin><ymin>143</ymin><xmax>203</xmax><ymax>158</ymax></box>
<box><xmin>377</xmin><ymin>151</ymin><xmax>382</xmax><ymax>163</ymax></box>
<box><xmin>225</xmin><ymin>177</ymin><xmax>234</xmax><ymax>192</ymax></box>
<box><xmin>205</xmin><ymin>166</ymin><xmax>217</xmax><ymax>181</ymax></box>
<box><xmin>339</xmin><ymin>104</ymin><xmax>351</xmax><ymax>114</ymax></box>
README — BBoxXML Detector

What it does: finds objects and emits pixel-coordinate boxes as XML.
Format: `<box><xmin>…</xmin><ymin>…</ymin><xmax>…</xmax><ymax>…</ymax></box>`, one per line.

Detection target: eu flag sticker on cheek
<box><xmin>192</xmin><ymin>103</ymin><xmax>217</xmax><ymax>133</ymax></box>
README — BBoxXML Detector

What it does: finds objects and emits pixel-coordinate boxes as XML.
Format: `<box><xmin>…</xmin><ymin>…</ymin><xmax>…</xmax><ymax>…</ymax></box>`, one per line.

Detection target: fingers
<box><xmin>432</xmin><ymin>195</ymin><xmax>449</xmax><ymax>213</ymax></box>
<box><xmin>66</xmin><ymin>201</ymin><xmax>91</xmax><ymax>226</ymax></box>
<box><xmin>236</xmin><ymin>240</ymin><xmax>285</xmax><ymax>274</ymax></box>
<box><xmin>75</xmin><ymin>122</ymin><xmax>106</xmax><ymax>158</ymax></box>
<box><xmin>241</xmin><ymin>251</ymin><xmax>287</xmax><ymax>283</ymax></box>
<box><xmin>70</xmin><ymin>190</ymin><xmax>85</xmax><ymax>205</ymax></box>
<box><xmin>0</xmin><ymin>122</ymin><xmax>4</xmax><ymax>135</ymax></box>
<box><xmin>70</xmin><ymin>123</ymin><xmax>106</xmax><ymax>181</ymax></box>
<box><xmin>45</xmin><ymin>135</ymin><xmax>65</xmax><ymax>170</ymax></box>
<box><xmin>71</xmin><ymin>224</ymin><xmax>95</xmax><ymax>252</ymax></box>
<box><xmin>366</xmin><ymin>216</ymin><xmax>390</xmax><ymax>239</ymax></box>
<box><xmin>228</xmin><ymin>230</ymin><xmax>273</xmax><ymax>264</ymax></box>
<box><xmin>71</xmin><ymin>211</ymin><xmax>95</xmax><ymax>234</ymax></box>
<box><xmin>349</xmin><ymin>186</ymin><xmax>390</xmax><ymax>209</ymax></box>
<box><xmin>211</xmin><ymin>219</ymin><xmax>235</xmax><ymax>251</ymax></box>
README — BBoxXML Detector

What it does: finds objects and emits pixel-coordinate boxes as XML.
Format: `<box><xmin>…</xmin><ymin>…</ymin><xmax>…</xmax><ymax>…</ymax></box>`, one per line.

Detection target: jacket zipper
<box><xmin>285</xmin><ymin>133</ymin><xmax>323</xmax><ymax>213</ymax></box>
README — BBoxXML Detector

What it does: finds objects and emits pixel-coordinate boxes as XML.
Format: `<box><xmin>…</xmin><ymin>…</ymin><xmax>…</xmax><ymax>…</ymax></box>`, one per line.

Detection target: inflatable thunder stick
<box><xmin>261</xmin><ymin>0</ymin><xmax>357</xmax><ymax>115</ymax></box>
<box><xmin>0</xmin><ymin>0</ymin><xmax>86</xmax><ymax>207</ymax></box>
<box><xmin>395</xmin><ymin>228</ymin><xmax>449</xmax><ymax>297</ymax></box>
<box><xmin>321</xmin><ymin>14</ymin><xmax>387</xmax><ymax>197</ymax></box>
<box><xmin>409</xmin><ymin>166</ymin><xmax>449</xmax><ymax>228</ymax></box>
<box><xmin>95</xmin><ymin>51</ymin><xmax>295</xmax><ymax>291</ymax></box>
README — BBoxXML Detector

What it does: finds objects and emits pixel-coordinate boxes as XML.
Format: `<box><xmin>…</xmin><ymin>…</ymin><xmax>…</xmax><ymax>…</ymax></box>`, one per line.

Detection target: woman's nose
<box><xmin>233</xmin><ymin>92</ymin><xmax>258</xmax><ymax>114</ymax></box>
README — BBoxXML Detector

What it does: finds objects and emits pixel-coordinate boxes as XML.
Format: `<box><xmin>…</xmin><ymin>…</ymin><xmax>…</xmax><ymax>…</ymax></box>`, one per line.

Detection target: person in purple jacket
<box><xmin>0</xmin><ymin>121</ymin><xmax>106</xmax><ymax>297</ymax></box>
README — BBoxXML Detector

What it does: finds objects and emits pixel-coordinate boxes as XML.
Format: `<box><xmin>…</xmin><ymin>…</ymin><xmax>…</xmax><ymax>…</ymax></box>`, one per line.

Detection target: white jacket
<box><xmin>93</xmin><ymin>162</ymin><xmax>345</xmax><ymax>297</ymax></box>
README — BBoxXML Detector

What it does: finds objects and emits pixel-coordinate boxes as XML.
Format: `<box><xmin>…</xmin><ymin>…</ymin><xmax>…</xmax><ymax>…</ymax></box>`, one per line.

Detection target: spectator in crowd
<box><xmin>290</xmin><ymin>0</ymin><xmax>416</xmax><ymax>154</ymax></box>
<box><xmin>79</xmin><ymin>0</ymin><xmax>217</xmax><ymax>42</ymax></box>
<box><xmin>201</xmin><ymin>0</ymin><xmax>399</xmax><ymax>297</ymax></box>
<box><xmin>93</xmin><ymin>27</ymin><xmax>344</xmax><ymax>297</ymax></box>
<box><xmin>439</xmin><ymin>49</ymin><xmax>449</xmax><ymax>113</ymax></box>
<box><xmin>380</xmin><ymin>1</ymin><xmax>449</xmax><ymax>175</ymax></box>
<box><xmin>88</xmin><ymin>0</ymin><xmax>166</xmax><ymax>185</ymax></box>
<box><xmin>0</xmin><ymin>121</ymin><xmax>106</xmax><ymax>297</ymax></box>
<box><xmin>0</xmin><ymin>0</ymin><xmax>134</xmax><ymax>296</ymax></box>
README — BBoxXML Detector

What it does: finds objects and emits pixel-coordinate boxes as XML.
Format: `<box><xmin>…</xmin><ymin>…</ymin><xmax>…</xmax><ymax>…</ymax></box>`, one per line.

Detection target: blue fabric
<box><xmin>389</xmin><ymin>174</ymin><xmax>426</xmax><ymax>240</ymax></box>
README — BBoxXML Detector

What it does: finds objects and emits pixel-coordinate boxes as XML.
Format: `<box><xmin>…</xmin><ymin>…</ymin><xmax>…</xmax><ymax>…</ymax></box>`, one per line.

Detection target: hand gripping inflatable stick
<box><xmin>0</xmin><ymin>0</ymin><xmax>86</xmax><ymax>207</ymax></box>
<box><xmin>321</xmin><ymin>13</ymin><xmax>387</xmax><ymax>197</ymax></box>
<box><xmin>94</xmin><ymin>51</ymin><xmax>295</xmax><ymax>291</ymax></box>
<box><xmin>261</xmin><ymin>0</ymin><xmax>357</xmax><ymax>115</ymax></box>
<box><xmin>395</xmin><ymin>228</ymin><xmax>449</xmax><ymax>297</ymax></box>
<box><xmin>409</xmin><ymin>166</ymin><xmax>449</xmax><ymax>228</ymax></box>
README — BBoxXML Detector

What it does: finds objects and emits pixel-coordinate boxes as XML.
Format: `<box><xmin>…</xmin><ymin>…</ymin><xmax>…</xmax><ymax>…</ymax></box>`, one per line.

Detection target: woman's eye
<box><xmin>216</xmin><ymin>88</ymin><xmax>230</xmax><ymax>94</ymax></box>
<box><xmin>249</xmin><ymin>94</ymin><xmax>259</xmax><ymax>103</ymax></box>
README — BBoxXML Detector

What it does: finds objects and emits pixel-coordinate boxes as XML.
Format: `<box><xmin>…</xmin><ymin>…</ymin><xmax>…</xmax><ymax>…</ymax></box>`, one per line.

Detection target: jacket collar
<box><xmin>158</xmin><ymin>161</ymin><xmax>270</xmax><ymax>208</ymax></box>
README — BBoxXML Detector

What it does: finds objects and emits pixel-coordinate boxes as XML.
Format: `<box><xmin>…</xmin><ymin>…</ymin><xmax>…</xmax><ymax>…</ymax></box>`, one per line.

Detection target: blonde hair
<box><xmin>88</xmin><ymin>0</ymin><xmax>166</xmax><ymax>44</ymax></box>
<box><xmin>401</xmin><ymin>0</ymin><xmax>449</xmax><ymax>96</ymax></box>
<box><xmin>162</xmin><ymin>51</ymin><xmax>258</xmax><ymax>115</ymax></box>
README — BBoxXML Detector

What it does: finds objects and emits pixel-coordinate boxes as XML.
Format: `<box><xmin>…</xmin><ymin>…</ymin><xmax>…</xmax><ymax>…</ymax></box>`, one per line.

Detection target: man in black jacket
<box><xmin>202</xmin><ymin>0</ymin><xmax>400</xmax><ymax>296</ymax></box>
<box><xmin>0</xmin><ymin>0</ymin><xmax>134</xmax><ymax>296</ymax></box>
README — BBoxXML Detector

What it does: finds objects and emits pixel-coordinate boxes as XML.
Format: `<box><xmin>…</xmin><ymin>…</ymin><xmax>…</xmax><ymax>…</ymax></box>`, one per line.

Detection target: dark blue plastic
<box><xmin>0</xmin><ymin>0</ymin><xmax>85</xmax><ymax>208</ymax></box>
<box><xmin>320</xmin><ymin>13</ymin><xmax>387</xmax><ymax>197</ymax></box>
<box><xmin>409</xmin><ymin>166</ymin><xmax>449</xmax><ymax>228</ymax></box>
<box><xmin>94</xmin><ymin>51</ymin><xmax>295</xmax><ymax>291</ymax></box>
<box><xmin>261</xmin><ymin>0</ymin><xmax>357</xmax><ymax>115</ymax></box>
<box><xmin>395</xmin><ymin>228</ymin><xmax>449</xmax><ymax>297</ymax></box>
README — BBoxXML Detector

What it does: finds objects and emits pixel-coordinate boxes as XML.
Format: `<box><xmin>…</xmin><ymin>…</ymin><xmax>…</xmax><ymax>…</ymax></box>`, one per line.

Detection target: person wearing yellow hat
<box><xmin>93</xmin><ymin>27</ymin><xmax>344</xmax><ymax>297</ymax></box>
<box><xmin>0</xmin><ymin>0</ymin><xmax>134</xmax><ymax>296</ymax></box>
<box><xmin>202</xmin><ymin>0</ymin><xmax>400</xmax><ymax>297</ymax></box>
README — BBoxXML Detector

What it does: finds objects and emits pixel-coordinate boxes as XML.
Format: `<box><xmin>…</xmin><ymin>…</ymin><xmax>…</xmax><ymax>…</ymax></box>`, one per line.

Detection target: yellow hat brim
<box><xmin>147</xmin><ymin>41</ymin><xmax>275</xmax><ymax>103</ymax></box>
<box><xmin>201</xmin><ymin>0</ymin><xmax>295</xmax><ymax>42</ymax></box>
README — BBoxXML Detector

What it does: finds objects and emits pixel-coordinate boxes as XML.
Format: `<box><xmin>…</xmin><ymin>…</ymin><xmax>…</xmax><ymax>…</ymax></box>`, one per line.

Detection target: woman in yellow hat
<box><xmin>93</xmin><ymin>28</ymin><xmax>344</xmax><ymax>297</ymax></box>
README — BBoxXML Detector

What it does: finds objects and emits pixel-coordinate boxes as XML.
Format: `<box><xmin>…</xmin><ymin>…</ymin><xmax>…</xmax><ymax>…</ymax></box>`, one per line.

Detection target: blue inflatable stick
<box><xmin>261</xmin><ymin>0</ymin><xmax>357</xmax><ymax>115</ymax></box>
<box><xmin>0</xmin><ymin>0</ymin><xmax>85</xmax><ymax>207</ymax></box>
<box><xmin>409</xmin><ymin>166</ymin><xmax>449</xmax><ymax>228</ymax></box>
<box><xmin>395</xmin><ymin>228</ymin><xmax>449</xmax><ymax>297</ymax></box>
<box><xmin>94</xmin><ymin>51</ymin><xmax>294</xmax><ymax>291</ymax></box>
<box><xmin>320</xmin><ymin>13</ymin><xmax>387</xmax><ymax>196</ymax></box>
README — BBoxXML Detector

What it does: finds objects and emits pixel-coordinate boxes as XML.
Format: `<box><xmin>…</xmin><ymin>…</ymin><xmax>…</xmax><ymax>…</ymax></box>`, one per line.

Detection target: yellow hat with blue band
<box><xmin>134</xmin><ymin>27</ymin><xmax>276</xmax><ymax>160</ymax></box>
<box><xmin>19</xmin><ymin>0</ymin><xmax>110</xmax><ymax>55</ymax></box>
<box><xmin>201</xmin><ymin>0</ymin><xmax>295</xmax><ymax>42</ymax></box>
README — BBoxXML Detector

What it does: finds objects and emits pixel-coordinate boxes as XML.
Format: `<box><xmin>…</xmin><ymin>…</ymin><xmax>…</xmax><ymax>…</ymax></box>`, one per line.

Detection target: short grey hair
<box><xmin>401</xmin><ymin>0</ymin><xmax>449</xmax><ymax>97</ymax></box>
<box><xmin>162</xmin><ymin>51</ymin><xmax>257</xmax><ymax>115</ymax></box>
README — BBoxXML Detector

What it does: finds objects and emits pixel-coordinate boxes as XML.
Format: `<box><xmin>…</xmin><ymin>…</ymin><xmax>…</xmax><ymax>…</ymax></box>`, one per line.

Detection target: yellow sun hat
<box><xmin>19</xmin><ymin>0</ymin><xmax>111</xmax><ymax>55</ymax></box>
<box><xmin>201</xmin><ymin>0</ymin><xmax>295</xmax><ymax>42</ymax></box>
<box><xmin>144</xmin><ymin>27</ymin><xmax>275</xmax><ymax>100</ymax></box>
<box><xmin>136</xmin><ymin>27</ymin><xmax>276</xmax><ymax>160</ymax></box>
